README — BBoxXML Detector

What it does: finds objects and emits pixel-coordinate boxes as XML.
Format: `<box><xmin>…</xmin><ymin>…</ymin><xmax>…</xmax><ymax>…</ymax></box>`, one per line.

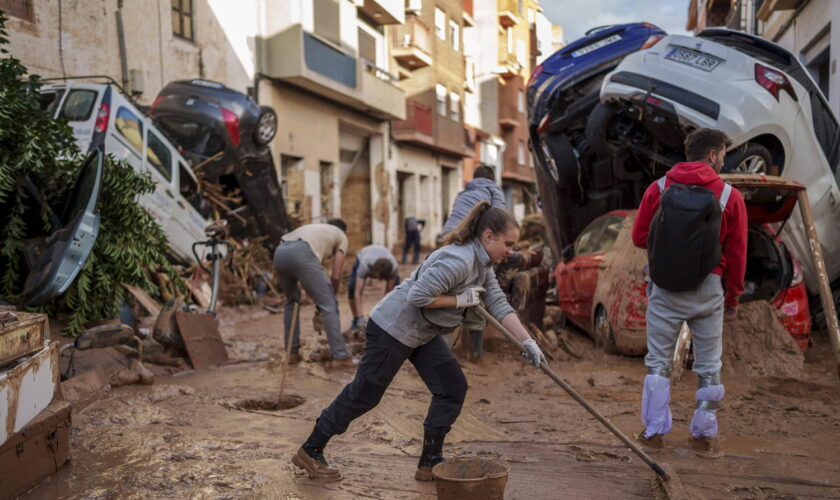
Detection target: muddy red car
<box><xmin>554</xmin><ymin>177</ymin><xmax>811</xmax><ymax>355</ymax></box>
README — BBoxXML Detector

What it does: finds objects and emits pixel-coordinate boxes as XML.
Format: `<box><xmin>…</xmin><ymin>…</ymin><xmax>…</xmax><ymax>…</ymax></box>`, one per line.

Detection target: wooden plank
<box><xmin>796</xmin><ymin>190</ymin><xmax>840</xmax><ymax>381</ymax></box>
<box><xmin>123</xmin><ymin>283</ymin><xmax>162</xmax><ymax>317</ymax></box>
<box><xmin>174</xmin><ymin>312</ymin><xmax>229</xmax><ymax>369</ymax></box>
<box><xmin>0</xmin><ymin>312</ymin><xmax>47</xmax><ymax>366</ymax></box>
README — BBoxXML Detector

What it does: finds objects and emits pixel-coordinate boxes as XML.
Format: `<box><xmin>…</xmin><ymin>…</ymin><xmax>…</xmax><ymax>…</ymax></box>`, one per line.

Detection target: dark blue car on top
<box><xmin>527</xmin><ymin>23</ymin><xmax>666</xmax><ymax>258</ymax></box>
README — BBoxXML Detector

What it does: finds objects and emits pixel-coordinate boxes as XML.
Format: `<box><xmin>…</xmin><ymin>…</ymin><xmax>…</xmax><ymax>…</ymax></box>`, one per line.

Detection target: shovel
<box><xmin>474</xmin><ymin>305</ymin><xmax>687</xmax><ymax>500</ymax></box>
<box><xmin>279</xmin><ymin>301</ymin><xmax>301</xmax><ymax>400</ymax></box>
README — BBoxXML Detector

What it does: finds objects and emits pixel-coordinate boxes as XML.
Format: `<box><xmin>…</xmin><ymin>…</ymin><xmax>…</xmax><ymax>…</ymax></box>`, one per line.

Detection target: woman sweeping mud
<box><xmin>291</xmin><ymin>202</ymin><xmax>544</xmax><ymax>481</ymax></box>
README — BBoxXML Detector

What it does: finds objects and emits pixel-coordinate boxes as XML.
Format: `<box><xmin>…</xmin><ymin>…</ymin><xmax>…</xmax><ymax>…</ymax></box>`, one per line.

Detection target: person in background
<box><xmin>441</xmin><ymin>165</ymin><xmax>507</xmax><ymax>362</ymax></box>
<box><xmin>291</xmin><ymin>202</ymin><xmax>545</xmax><ymax>482</ymax></box>
<box><xmin>349</xmin><ymin>245</ymin><xmax>400</xmax><ymax>330</ymax></box>
<box><xmin>403</xmin><ymin>216</ymin><xmax>425</xmax><ymax>265</ymax></box>
<box><xmin>273</xmin><ymin>219</ymin><xmax>354</xmax><ymax>368</ymax></box>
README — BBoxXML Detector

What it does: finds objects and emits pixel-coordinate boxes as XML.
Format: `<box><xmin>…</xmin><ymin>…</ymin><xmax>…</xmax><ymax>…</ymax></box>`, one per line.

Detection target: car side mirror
<box><xmin>562</xmin><ymin>245</ymin><xmax>574</xmax><ymax>262</ymax></box>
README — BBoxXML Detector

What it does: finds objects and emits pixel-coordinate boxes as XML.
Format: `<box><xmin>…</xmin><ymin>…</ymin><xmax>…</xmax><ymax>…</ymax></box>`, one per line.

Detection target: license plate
<box><xmin>572</xmin><ymin>34</ymin><xmax>621</xmax><ymax>58</ymax></box>
<box><xmin>665</xmin><ymin>47</ymin><xmax>722</xmax><ymax>72</ymax></box>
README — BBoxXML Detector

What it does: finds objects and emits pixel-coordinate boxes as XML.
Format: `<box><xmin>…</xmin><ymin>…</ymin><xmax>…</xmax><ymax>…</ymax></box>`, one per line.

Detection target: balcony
<box><xmin>498</xmin><ymin>76</ymin><xmax>525</xmax><ymax>129</ymax></box>
<box><xmin>463</xmin><ymin>0</ymin><xmax>475</xmax><ymax>27</ymax></box>
<box><xmin>392</xmin><ymin>99</ymin><xmax>473</xmax><ymax>157</ymax></box>
<box><xmin>356</xmin><ymin>0</ymin><xmax>405</xmax><ymax>25</ymax></box>
<box><xmin>498</xmin><ymin>0</ymin><xmax>522</xmax><ymax>27</ymax></box>
<box><xmin>391</xmin><ymin>16</ymin><xmax>433</xmax><ymax>70</ymax></box>
<box><xmin>756</xmin><ymin>0</ymin><xmax>803</xmax><ymax>21</ymax></box>
<box><xmin>258</xmin><ymin>24</ymin><xmax>405</xmax><ymax>120</ymax></box>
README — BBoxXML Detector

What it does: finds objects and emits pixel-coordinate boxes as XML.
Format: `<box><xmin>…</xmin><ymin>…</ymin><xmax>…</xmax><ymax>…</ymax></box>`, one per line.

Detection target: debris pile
<box><xmin>723</xmin><ymin>300</ymin><xmax>805</xmax><ymax>378</ymax></box>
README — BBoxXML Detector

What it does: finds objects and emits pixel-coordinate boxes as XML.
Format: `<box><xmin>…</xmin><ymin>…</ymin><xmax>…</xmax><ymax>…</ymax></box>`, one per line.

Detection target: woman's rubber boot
<box><xmin>292</xmin><ymin>424</ymin><xmax>342</xmax><ymax>481</ymax></box>
<box><xmin>415</xmin><ymin>429</ymin><xmax>447</xmax><ymax>481</ymax></box>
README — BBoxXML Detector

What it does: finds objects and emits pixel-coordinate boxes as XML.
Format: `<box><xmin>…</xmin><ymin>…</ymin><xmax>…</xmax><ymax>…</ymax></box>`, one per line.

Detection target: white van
<box><xmin>39</xmin><ymin>81</ymin><xmax>210</xmax><ymax>264</ymax></box>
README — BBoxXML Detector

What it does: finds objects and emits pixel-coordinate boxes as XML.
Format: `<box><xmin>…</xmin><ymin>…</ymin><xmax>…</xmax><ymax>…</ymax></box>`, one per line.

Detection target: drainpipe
<box><xmin>115</xmin><ymin>0</ymin><xmax>129</xmax><ymax>88</ymax></box>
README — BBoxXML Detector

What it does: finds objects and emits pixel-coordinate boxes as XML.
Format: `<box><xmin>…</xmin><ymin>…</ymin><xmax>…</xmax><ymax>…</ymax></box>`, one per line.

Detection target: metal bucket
<box><xmin>432</xmin><ymin>457</ymin><xmax>510</xmax><ymax>500</ymax></box>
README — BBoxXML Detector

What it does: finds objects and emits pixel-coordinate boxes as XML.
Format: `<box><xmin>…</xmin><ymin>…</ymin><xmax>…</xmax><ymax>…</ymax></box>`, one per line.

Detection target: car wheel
<box><xmin>593</xmin><ymin>305</ymin><xmax>619</xmax><ymax>354</ymax></box>
<box><xmin>585</xmin><ymin>102</ymin><xmax>621</xmax><ymax>157</ymax></box>
<box><xmin>254</xmin><ymin>106</ymin><xmax>277</xmax><ymax>145</ymax></box>
<box><xmin>723</xmin><ymin>143</ymin><xmax>772</xmax><ymax>174</ymax></box>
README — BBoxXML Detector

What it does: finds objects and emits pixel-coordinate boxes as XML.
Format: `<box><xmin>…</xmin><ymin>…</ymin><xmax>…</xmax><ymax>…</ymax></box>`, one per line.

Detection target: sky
<box><xmin>541</xmin><ymin>0</ymin><xmax>692</xmax><ymax>44</ymax></box>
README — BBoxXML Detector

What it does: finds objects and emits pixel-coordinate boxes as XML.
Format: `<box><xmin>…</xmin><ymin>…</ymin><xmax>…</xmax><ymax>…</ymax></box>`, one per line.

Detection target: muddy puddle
<box><xmin>22</xmin><ymin>264</ymin><xmax>840</xmax><ymax>499</ymax></box>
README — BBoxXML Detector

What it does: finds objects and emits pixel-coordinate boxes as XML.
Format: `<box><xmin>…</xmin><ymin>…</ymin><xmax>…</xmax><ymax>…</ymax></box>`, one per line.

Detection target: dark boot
<box><xmin>293</xmin><ymin>424</ymin><xmax>342</xmax><ymax>480</ymax></box>
<box><xmin>415</xmin><ymin>428</ymin><xmax>447</xmax><ymax>481</ymax></box>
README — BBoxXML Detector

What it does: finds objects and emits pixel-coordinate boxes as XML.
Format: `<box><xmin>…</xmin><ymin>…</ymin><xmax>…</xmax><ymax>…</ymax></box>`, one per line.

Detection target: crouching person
<box><xmin>631</xmin><ymin>128</ymin><xmax>747</xmax><ymax>457</ymax></box>
<box><xmin>348</xmin><ymin>245</ymin><xmax>400</xmax><ymax>330</ymax></box>
<box><xmin>292</xmin><ymin>202</ymin><xmax>545</xmax><ymax>481</ymax></box>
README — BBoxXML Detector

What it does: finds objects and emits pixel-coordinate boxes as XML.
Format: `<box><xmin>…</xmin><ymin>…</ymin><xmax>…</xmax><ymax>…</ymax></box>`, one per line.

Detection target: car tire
<box><xmin>254</xmin><ymin>106</ymin><xmax>278</xmax><ymax>145</ymax></box>
<box><xmin>723</xmin><ymin>143</ymin><xmax>772</xmax><ymax>174</ymax></box>
<box><xmin>593</xmin><ymin>305</ymin><xmax>619</xmax><ymax>354</ymax></box>
<box><xmin>585</xmin><ymin>102</ymin><xmax>621</xmax><ymax>157</ymax></box>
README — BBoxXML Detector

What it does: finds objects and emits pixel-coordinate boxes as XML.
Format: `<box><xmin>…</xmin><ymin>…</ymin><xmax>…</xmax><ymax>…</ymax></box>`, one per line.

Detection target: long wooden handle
<box><xmin>474</xmin><ymin>305</ymin><xmax>668</xmax><ymax>478</ymax></box>
<box><xmin>279</xmin><ymin>301</ymin><xmax>301</xmax><ymax>399</ymax></box>
<box><xmin>796</xmin><ymin>190</ymin><xmax>840</xmax><ymax>381</ymax></box>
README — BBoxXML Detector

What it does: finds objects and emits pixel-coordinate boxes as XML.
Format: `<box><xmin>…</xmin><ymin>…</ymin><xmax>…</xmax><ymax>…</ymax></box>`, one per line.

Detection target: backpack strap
<box><xmin>656</xmin><ymin>176</ymin><xmax>667</xmax><ymax>192</ymax></box>
<box><xmin>718</xmin><ymin>183</ymin><xmax>732</xmax><ymax>212</ymax></box>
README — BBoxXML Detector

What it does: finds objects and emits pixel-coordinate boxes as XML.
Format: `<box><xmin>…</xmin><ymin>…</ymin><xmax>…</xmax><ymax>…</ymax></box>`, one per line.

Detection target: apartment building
<box><xmin>388</xmin><ymin>0</ymin><xmax>471</xmax><ymax>246</ymax></box>
<box><xmin>2</xmin><ymin>0</ymin><xmax>407</xmax><ymax>251</ymax></box>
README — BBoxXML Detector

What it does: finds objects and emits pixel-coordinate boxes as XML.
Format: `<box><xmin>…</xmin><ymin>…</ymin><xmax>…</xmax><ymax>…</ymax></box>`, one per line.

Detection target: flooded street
<box><xmin>23</xmin><ymin>269</ymin><xmax>840</xmax><ymax>499</ymax></box>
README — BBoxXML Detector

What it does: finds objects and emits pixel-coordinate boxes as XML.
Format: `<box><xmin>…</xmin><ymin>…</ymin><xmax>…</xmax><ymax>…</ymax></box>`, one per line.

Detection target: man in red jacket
<box><xmin>632</xmin><ymin>128</ymin><xmax>748</xmax><ymax>457</ymax></box>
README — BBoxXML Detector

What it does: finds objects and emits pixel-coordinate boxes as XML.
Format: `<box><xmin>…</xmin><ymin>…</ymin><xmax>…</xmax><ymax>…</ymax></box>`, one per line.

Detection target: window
<box><xmin>449</xmin><ymin>20</ymin><xmax>459</xmax><ymax>51</ymax></box>
<box><xmin>58</xmin><ymin>89</ymin><xmax>97</xmax><ymax>122</ymax></box>
<box><xmin>574</xmin><ymin>215</ymin><xmax>624</xmax><ymax>256</ymax></box>
<box><xmin>518</xmin><ymin>141</ymin><xmax>525</xmax><ymax>165</ymax></box>
<box><xmin>435</xmin><ymin>8</ymin><xmax>446</xmax><ymax>40</ymax></box>
<box><xmin>180</xmin><ymin>162</ymin><xmax>208</xmax><ymax>216</ymax></box>
<box><xmin>314</xmin><ymin>0</ymin><xmax>341</xmax><ymax>46</ymax></box>
<box><xmin>0</xmin><ymin>0</ymin><xmax>34</xmax><ymax>22</ymax></box>
<box><xmin>517</xmin><ymin>39</ymin><xmax>526</xmax><ymax>66</ymax></box>
<box><xmin>156</xmin><ymin>116</ymin><xmax>225</xmax><ymax>159</ymax></box>
<box><xmin>147</xmin><ymin>131</ymin><xmax>173</xmax><ymax>181</ymax></box>
<box><xmin>114</xmin><ymin>107</ymin><xmax>144</xmax><ymax>153</ymax></box>
<box><xmin>449</xmin><ymin>91</ymin><xmax>461</xmax><ymax>121</ymax></box>
<box><xmin>528</xmin><ymin>7</ymin><xmax>535</xmax><ymax>25</ymax></box>
<box><xmin>517</xmin><ymin>0</ymin><xmax>523</xmax><ymax>15</ymax></box>
<box><xmin>39</xmin><ymin>89</ymin><xmax>65</xmax><ymax>117</ymax></box>
<box><xmin>507</xmin><ymin>27</ymin><xmax>513</xmax><ymax>54</ymax></box>
<box><xmin>517</xmin><ymin>89</ymin><xmax>525</xmax><ymax>114</ymax></box>
<box><xmin>172</xmin><ymin>0</ymin><xmax>194</xmax><ymax>41</ymax></box>
<box><xmin>435</xmin><ymin>84</ymin><xmax>447</xmax><ymax>116</ymax></box>
<box><xmin>358</xmin><ymin>28</ymin><xmax>377</xmax><ymax>64</ymax></box>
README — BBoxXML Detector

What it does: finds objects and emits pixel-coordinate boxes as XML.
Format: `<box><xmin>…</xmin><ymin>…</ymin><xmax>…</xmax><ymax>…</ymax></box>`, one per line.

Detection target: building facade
<box><xmin>2</xmin><ymin>0</ymin><xmax>407</xmax><ymax>252</ymax></box>
<box><xmin>388</xmin><ymin>0</ymin><xmax>470</xmax><ymax>246</ymax></box>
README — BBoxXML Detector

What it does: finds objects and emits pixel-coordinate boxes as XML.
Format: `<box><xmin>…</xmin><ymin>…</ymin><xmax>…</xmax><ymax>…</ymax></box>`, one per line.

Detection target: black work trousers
<box><xmin>317</xmin><ymin>320</ymin><xmax>467</xmax><ymax>437</ymax></box>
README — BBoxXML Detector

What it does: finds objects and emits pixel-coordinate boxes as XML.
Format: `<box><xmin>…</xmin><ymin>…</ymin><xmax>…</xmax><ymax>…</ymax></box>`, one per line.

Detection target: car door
<box><xmin>141</xmin><ymin>122</ymin><xmax>179</xmax><ymax>240</ymax></box>
<box><xmin>167</xmin><ymin>158</ymin><xmax>211</xmax><ymax>263</ymax></box>
<box><xmin>557</xmin><ymin>216</ymin><xmax>609</xmax><ymax>328</ymax></box>
<box><xmin>573</xmin><ymin>215</ymin><xmax>624</xmax><ymax>329</ymax></box>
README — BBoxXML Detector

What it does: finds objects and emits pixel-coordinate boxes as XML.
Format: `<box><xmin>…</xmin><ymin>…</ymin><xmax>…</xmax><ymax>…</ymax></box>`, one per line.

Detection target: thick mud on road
<box><xmin>24</xmin><ymin>273</ymin><xmax>840</xmax><ymax>499</ymax></box>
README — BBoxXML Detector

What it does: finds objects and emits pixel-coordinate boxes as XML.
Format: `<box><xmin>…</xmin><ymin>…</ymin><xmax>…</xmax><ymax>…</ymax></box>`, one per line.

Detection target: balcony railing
<box><xmin>391</xmin><ymin>16</ymin><xmax>432</xmax><ymax>69</ymax></box>
<box><xmin>393</xmin><ymin>100</ymin><xmax>433</xmax><ymax>136</ymax></box>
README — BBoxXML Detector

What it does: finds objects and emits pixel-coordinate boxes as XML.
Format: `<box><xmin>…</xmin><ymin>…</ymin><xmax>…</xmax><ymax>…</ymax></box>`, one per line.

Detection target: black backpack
<box><xmin>647</xmin><ymin>177</ymin><xmax>731</xmax><ymax>292</ymax></box>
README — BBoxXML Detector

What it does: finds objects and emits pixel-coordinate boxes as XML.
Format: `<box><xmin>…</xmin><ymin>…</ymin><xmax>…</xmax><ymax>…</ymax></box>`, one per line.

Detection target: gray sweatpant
<box><xmin>645</xmin><ymin>273</ymin><xmax>724</xmax><ymax>377</ymax></box>
<box><xmin>273</xmin><ymin>240</ymin><xmax>349</xmax><ymax>360</ymax></box>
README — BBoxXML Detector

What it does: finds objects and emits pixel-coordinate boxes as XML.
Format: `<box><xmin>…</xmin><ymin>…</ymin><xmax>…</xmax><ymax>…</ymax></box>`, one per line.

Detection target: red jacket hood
<box><xmin>665</xmin><ymin>161</ymin><xmax>722</xmax><ymax>187</ymax></box>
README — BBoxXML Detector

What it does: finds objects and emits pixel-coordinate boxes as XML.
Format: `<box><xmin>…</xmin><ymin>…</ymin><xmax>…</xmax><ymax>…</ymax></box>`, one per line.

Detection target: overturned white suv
<box><xmin>589</xmin><ymin>28</ymin><xmax>840</xmax><ymax>294</ymax></box>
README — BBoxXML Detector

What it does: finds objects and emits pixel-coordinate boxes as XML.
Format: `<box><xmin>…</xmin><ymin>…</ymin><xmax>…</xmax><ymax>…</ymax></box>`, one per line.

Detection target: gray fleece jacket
<box><xmin>369</xmin><ymin>238</ymin><xmax>515</xmax><ymax>348</ymax></box>
<box><xmin>442</xmin><ymin>178</ymin><xmax>507</xmax><ymax>235</ymax></box>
